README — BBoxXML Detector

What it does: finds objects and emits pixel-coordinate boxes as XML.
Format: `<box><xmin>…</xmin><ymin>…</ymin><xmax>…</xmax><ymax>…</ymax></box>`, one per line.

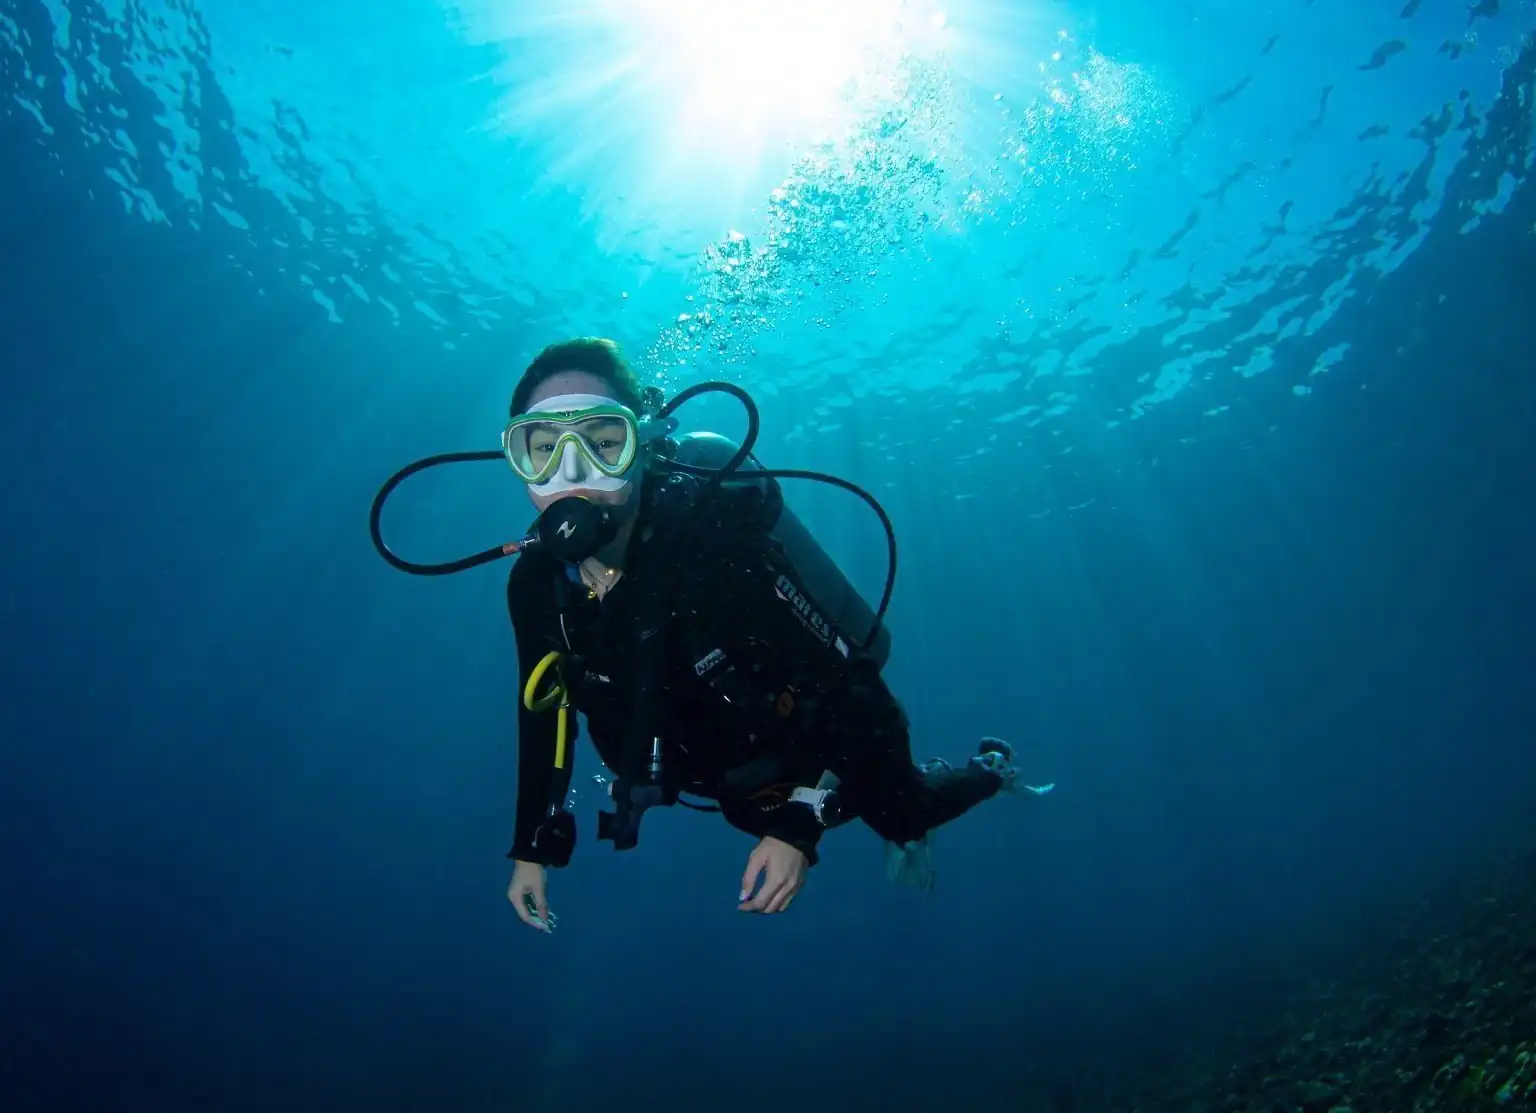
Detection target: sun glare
<box><xmin>626</xmin><ymin>0</ymin><xmax>903</xmax><ymax>147</ymax></box>
<box><xmin>448</xmin><ymin>0</ymin><xmax>973</xmax><ymax>247</ymax></box>
<box><xmin>449</xmin><ymin>0</ymin><xmax>936</xmax><ymax>245</ymax></box>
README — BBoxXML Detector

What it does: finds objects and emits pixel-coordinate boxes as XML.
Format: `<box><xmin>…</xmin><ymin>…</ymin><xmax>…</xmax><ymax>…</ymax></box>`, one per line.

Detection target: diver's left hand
<box><xmin>738</xmin><ymin>836</ymin><xmax>807</xmax><ymax>914</ymax></box>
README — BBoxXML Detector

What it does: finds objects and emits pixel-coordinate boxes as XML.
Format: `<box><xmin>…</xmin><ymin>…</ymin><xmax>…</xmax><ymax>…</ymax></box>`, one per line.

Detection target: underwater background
<box><xmin>3</xmin><ymin>0</ymin><xmax>1535</xmax><ymax>1110</ymax></box>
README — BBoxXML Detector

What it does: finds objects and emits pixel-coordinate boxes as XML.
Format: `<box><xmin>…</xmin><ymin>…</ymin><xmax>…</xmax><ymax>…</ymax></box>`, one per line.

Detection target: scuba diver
<box><xmin>370</xmin><ymin>337</ymin><xmax>1053</xmax><ymax>931</ymax></box>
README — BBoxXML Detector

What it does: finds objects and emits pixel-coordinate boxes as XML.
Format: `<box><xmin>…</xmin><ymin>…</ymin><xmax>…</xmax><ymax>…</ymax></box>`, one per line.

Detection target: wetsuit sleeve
<box><xmin>506</xmin><ymin>565</ymin><xmax>575</xmax><ymax>867</ymax></box>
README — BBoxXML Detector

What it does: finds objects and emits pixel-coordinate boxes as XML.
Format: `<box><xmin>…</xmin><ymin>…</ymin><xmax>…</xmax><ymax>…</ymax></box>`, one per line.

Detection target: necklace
<box><xmin>580</xmin><ymin>560</ymin><xmax>622</xmax><ymax>597</ymax></box>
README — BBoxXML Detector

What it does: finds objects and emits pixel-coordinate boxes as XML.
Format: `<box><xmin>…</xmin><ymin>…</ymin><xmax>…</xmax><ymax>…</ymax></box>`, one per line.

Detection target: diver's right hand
<box><xmin>507</xmin><ymin>860</ymin><xmax>555</xmax><ymax>933</ymax></box>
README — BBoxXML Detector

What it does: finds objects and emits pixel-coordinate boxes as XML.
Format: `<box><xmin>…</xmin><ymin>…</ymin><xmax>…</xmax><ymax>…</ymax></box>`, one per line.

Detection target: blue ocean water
<box><xmin>2</xmin><ymin>1</ymin><xmax>1534</xmax><ymax>1110</ymax></box>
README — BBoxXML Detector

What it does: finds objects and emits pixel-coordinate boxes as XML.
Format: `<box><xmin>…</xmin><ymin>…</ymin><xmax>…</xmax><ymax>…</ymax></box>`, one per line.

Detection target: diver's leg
<box><xmin>853</xmin><ymin>738</ymin><xmax>1011</xmax><ymax>846</ymax></box>
<box><xmin>858</xmin><ymin>739</ymin><xmax>1016</xmax><ymax>895</ymax></box>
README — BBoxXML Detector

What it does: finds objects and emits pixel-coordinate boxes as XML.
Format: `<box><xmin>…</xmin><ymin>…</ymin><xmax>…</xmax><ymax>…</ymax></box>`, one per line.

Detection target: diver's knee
<box><xmin>860</xmin><ymin>808</ymin><xmax>926</xmax><ymax>847</ymax></box>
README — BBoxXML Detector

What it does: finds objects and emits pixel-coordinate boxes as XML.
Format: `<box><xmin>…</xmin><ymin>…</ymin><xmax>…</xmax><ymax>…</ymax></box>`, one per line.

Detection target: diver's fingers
<box><xmin>738</xmin><ymin>866</ymin><xmax>780</xmax><ymax>913</ymax></box>
<box><xmin>764</xmin><ymin>878</ymin><xmax>798</xmax><ymax>914</ymax></box>
<box><xmin>508</xmin><ymin>885</ymin><xmax>540</xmax><ymax>930</ymax></box>
<box><xmin>739</xmin><ymin>879</ymin><xmax>779</xmax><ymax>913</ymax></box>
<box><xmin>507</xmin><ymin>878</ymin><xmax>552</xmax><ymax>933</ymax></box>
<box><xmin>742</xmin><ymin>870</ymin><xmax>791</xmax><ymax>914</ymax></box>
<box><xmin>739</xmin><ymin>845</ymin><xmax>769</xmax><ymax>903</ymax></box>
<box><xmin>738</xmin><ymin>880</ymin><xmax>772</xmax><ymax>911</ymax></box>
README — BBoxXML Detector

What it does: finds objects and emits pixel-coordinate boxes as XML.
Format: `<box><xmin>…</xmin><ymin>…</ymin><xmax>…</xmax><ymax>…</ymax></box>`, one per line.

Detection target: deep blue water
<box><xmin>3</xmin><ymin>1</ymin><xmax>1535</xmax><ymax>1111</ymax></box>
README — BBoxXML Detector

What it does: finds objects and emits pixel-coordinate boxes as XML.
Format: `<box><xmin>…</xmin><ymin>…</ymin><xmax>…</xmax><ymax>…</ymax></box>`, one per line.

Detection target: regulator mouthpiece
<box><xmin>535</xmin><ymin>497</ymin><xmax>618</xmax><ymax>563</ymax></box>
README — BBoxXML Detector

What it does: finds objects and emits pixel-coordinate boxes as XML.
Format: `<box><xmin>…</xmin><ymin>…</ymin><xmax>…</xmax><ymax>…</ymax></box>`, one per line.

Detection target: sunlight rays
<box><xmin>447</xmin><ymin>0</ymin><xmax>937</xmax><ymax>247</ymax></box>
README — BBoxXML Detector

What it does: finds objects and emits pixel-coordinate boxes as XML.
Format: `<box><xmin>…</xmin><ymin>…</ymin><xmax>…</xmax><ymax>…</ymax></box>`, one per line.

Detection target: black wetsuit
<box><xmin>506</xmin><ymin>479</ymin><xmax>1003</xmax><ymax>868</ymax></box>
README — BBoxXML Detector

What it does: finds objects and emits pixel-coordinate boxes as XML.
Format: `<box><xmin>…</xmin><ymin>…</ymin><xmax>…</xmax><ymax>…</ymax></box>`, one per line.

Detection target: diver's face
<box><xmin>523</xmin><ymin>370</ymin><xmax>642</xmax><ymax>516</ymax></box>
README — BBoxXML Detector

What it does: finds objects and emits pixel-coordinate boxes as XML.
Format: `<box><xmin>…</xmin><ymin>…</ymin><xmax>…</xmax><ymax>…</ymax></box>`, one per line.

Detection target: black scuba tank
<box><xmin>663</xmin><ymin>432</ymin><xmax>893</xmax><ymax>670</ymax></box>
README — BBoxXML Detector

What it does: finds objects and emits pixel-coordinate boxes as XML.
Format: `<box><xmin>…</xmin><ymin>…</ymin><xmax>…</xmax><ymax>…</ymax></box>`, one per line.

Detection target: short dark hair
<box><xmin>509</xmin><ymin>337</ymin><xmax>646</xmax><ymax>417</ymax></box>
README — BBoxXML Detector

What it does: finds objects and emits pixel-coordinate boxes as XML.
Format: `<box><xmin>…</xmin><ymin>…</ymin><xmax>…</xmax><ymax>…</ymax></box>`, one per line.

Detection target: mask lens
<box><xmin>504</xmin><ymin>410</ymin><xmax>636</xmax><ymax>482</ymax></box>
<box><xmin>575</xmin><ymin>415</ymin><xmax>631</xmax><ymax>467</ymax></box>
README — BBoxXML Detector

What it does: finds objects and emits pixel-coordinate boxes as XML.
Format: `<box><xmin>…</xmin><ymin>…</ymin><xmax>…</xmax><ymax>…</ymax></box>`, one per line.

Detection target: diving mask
<box><xmin>503</xmin><ymin>393</ymin><xmax>672</xmax><ymax>494</ymax></box>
